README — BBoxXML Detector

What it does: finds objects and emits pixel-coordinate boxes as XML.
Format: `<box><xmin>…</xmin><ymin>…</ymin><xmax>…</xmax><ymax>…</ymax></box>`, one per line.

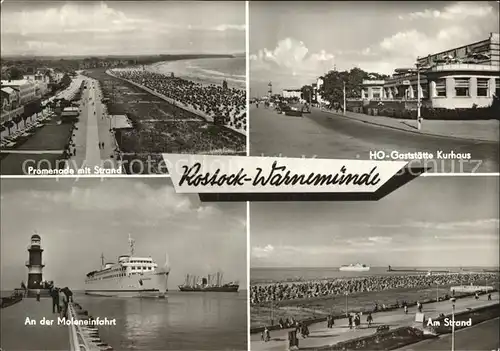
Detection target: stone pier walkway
<box><xmin>0</xmin><ymin>297</ymin><xmax>69</xmax><ymax>350</ymax></box>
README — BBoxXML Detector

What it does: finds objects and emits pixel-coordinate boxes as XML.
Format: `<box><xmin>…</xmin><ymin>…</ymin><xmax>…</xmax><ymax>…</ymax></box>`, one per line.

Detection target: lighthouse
<box><xmin>26</xmin><ymin>233</ymin><xmax>45</xmax><ymax>289</ymax></box>
<box><xmin>268</xmin><ymin>82</ymin><xmax>272</xmax><ymax>98</ymax></box>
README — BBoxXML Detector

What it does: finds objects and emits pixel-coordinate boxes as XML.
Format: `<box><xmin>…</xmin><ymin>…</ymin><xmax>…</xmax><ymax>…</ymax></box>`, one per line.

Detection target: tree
<box><xmin>8</xmin><ymin>67</ymin><xmax>24</xmax><ymax>80</ymax></box>
<box><xmin>301</xmin><ymin>85</ymin><xmax>313</xmax><ymax>103</ymax></box>
<box><xmin>12</xmin><ymin>115</ymin><xmax>22</xmax><ymax>130</ymax></box>
<box><xmin>4</xmin><ymin>120</ymin><xmax>14</xmax><ymax>135</ymax></box>
<box><xmin>61</xmin><ymin>74</ymin><xmax>72</xmax><ymax>88</ymax></box>
<box><xmin>319</xmin><ymin>67</ymin><xmax>371</xmax><ymax>105</ymax></box>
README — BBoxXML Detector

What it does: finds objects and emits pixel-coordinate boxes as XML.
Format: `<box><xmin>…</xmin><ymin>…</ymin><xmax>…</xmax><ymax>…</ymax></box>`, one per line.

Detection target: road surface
<box><xmin>250</xmin><ymin>292</ymin><xmax>499</xmax><ymax>351</ymax></box>
<box><xmin>249</xmin><ymin>106</ymin><xmax>498</xmax><ymax>173</ymax></box>
<box><xmin>399</xmin><ymin>317</ymin><xmax>499</xmax><ymax>351</ymax></box>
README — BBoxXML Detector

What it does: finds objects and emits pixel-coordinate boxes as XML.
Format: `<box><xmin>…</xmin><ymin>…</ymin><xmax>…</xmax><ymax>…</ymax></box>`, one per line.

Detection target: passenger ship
<box><xmin>85</xmin><ymin>235</ymin><xmax>170</xmax><ymax>298</ymax></box>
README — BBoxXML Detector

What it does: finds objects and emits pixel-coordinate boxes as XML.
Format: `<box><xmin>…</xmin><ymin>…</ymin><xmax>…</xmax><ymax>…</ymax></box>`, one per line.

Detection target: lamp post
<box><xmin>416</xmin><ymin>61</ymin><xmax>422</xmax><ymax>130</ymax></box>
<box><xmin>450</xmin><ymin>298</ymin><xmax>456</xmax><ymax>351</ymax></box>
<box><xmin>436</xmin><ymin>283</ymin><xmax>439</xmax><ymax>302</ymax></box>
<box><xmin>343</xmin><ymin>81</ymin><xmax>346</xmax><ymax>115</ymax></box>
<box><xmin>345</xmin><ymin>292</ymin><xmax>349</xmax><ymax>316</ymax></box>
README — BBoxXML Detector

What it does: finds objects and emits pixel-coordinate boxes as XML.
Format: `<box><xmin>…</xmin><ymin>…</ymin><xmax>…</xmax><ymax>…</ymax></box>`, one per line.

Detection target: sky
<box><xmin>0</xmin><ymin>178</ymin><xmax>247</xmax><ymax>291</ymax></box>
<box><xmin>251</xmin><ymin>177</ymin><xmax>499</xmax><ymax>268</ymax></box>
<box><xmin>250</xmin><ymin>1</ymin><xmax>500</xmax><ymax>96</ymax></box>
<box><xmin>0</xmin><ymin>1</ymin><xmax>245</xmax><ymax>56</ymax></box>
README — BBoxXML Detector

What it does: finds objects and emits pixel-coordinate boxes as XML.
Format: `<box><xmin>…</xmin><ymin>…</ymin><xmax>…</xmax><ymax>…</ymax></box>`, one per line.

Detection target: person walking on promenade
<box><xmin>404</xmin><ymin>305</ymin><xmax>408</xmax><ymax>314</ymax></box>
<box><xmin>59</xmin><ymin>289</ymin><xmax>68</xmax><ymax>318</ymax></box>
<box><xmin>264</xmin><ymin>327</ymin><xmax>270</xmax><ymax>342</ymax></box>
<box><xmin>36</xmin><ymin>289</ymin><xmax>40</xmax><ymax>302</ymax></box>
<box><xmin>366</xmin><ymin>312</ymin><xmax>373</xmax><ymax>328</ymax></box>
<box><xmin>488</xmin><ymin>293</ymin><xmax>492</xmax><ymax>300</ymax></box>
<box><xmin>348</xmin><ymin>315</ymin><xmax>353</xmax><ymax>329</ymax></box>
<box><xmin>475</xmin><ymin>292</ymin><xmax>479</xmax><ymax>300</ymax></box>
<box><xmin>50</xmin><ymin>288</ymin><xmax>60</xmax><ymax>313</ymax></box>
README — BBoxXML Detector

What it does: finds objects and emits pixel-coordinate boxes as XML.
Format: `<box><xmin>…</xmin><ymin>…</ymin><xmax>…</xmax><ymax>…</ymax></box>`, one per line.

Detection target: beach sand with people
<box><xmin>250</xmin><ymin>272</ymin><xmax>499</xmax><ymax>328</ymax></box>
<box><xmin>111</xmin><ymin>63</ymin><xmax>246</xmax><ymax>135</ymax></box>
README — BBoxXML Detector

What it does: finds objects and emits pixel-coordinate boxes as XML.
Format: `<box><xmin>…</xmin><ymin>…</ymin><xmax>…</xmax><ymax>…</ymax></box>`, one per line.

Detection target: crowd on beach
<box><xmin>250</xmin><ymin>273</ymin><xmax>498</xmax><ymax>304</ymax></box>
<box><xmin>110</xmin><ymin>69</ymin><xmax>246</xmax><ymax>133</ymax></box>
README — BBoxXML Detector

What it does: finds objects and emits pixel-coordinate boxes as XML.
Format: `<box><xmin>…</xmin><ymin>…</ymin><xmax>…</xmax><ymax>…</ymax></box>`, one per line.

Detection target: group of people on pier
<box><xmin>49</xmin><ymin>287</ymin><xmax>73</xmax><ymax>318</ymax></box>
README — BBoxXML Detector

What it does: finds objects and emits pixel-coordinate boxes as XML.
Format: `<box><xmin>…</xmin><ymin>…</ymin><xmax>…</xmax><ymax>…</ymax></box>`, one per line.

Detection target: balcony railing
<box><xmin>25</xmin><ymin>260</ymin><xmax>45</xmax><ymax>266</ymax></box>
<box><xmin>428</xmin><ymin>63</ymin><xmax>500</xmax><ymax>72</ymax></box>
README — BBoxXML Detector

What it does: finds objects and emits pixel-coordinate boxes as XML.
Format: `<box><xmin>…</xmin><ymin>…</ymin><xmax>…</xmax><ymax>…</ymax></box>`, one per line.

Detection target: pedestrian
<box><xmin>264</xmin><ymin>327</ymin><xmax>270</xmax><ymax>342</ymax></box>
<box><xmin>59</xmin><ymin>289</ymin><xmax>68</xmax><ymax>318</ymax></box>
<box><xmin>348</xmin><ymin>315</ymin><xmax>353</xmax><ymax>329</ymax></box>
<box><xmin>488</xmin><ymin>293</ymin><xmax>492</xmax><ymax>300</ymax></box>
<box><xmin>36</xmin><ymin>289</ymin><xmax>40</xmax><ymax>302</ymax></box>
<box><xmin>50</xmin><ymin>288</ymin><xmax>60</xmax><ymax>313</ymax></box>
<box><xmin>404</xmin><ymin>305</ymin><xmax>408</xmax><ymax>314</ymax></box>
<box><xmin>475</xmin><ymin>292</ymin><xmax>479</xmax><ymax>300</ymax></box>
<box><xmin>366</xmin><ymin>312</ymin><xmax>373</xmax><ymax>327</ymax></box>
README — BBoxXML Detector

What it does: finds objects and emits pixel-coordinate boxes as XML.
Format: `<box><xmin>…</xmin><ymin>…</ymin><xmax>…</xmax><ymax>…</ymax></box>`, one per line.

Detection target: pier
<box><xmin>0</xmin><ymin>297</ymin><xmax>114</xmax><ymax>351</ymax></box>
<box><xmin>0</xmin><ymin>297</ymin><xmax>69</xmax><ymax>350</ymax></box>
<box><xmin>387</xmin><ymin>266</ymin><xmax>450</xmax><ymax>273</ymax></box>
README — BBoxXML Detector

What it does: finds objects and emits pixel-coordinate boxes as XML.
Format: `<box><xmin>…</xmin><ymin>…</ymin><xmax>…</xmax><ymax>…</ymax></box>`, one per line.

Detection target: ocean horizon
<box><xmin>148</xmin><ymin>56</ymin><xmax>245</xmax><ymax>90</ymax></box>
<box><xmin>251</xmin><ymin>266</ymin><xmax>500</xmax><ymax>284</ymax></box>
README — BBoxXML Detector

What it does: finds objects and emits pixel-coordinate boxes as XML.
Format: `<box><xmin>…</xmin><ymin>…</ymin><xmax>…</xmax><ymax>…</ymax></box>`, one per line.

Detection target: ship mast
<box><xmin>128</xmin><ymin>234</ymin><xmax>135</xmax><ymax>256</ymax></box>
<box><xmin>100</xmin><ymin>253</ymin><xmax>105</xmax><ymax>269</ymax></box>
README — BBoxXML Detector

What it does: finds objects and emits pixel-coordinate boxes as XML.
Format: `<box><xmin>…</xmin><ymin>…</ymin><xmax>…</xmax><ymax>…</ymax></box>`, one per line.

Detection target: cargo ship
<box><xmin>339</xmin><ymin>263</ymin><xmax>370</xmax><ymax>272</ymax></box>
<box><xmin>84</xmin><ymin>235</ymin><xmax>170</xmax><ymax>298</ymax></box>
<box><xmin>178</xmin><ymin>272</ymin><xmax>239</xmax><ymax>292</ymax></box>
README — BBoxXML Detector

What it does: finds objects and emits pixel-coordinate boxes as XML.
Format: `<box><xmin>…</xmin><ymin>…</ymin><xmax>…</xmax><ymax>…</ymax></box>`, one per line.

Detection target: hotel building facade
<box><xmin>360</xmin><ymin>32</ymin><xmax>500</xmax><ymax>109</ymax></box>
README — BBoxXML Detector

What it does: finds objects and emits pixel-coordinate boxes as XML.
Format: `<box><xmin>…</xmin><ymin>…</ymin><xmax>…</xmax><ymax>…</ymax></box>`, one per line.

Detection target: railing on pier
<box><xmin>67</xmin><ymin>303</ymin><xmax>96</xmax><ymax>351</ymax></box>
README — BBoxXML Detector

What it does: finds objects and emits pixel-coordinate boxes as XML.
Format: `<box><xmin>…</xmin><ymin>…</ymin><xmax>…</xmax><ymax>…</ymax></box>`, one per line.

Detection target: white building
<box><xmin>359</xmin><ymin>33</ymin><xmax>500</xmax><ymax>109</ymax></box>
<box><xmin>0</xmin><ymin>80</ymin><xmax>37</xmax><ymax>105</ymax></box>
<box><xmin>1</xmin><ymin>87</ymin><xmax>23</xmax><ymax>124</ymax></box>
<box><xmin>282</xmin><ymin>89</ymin><xmax>302</xmax><ymax>99</ymax></box>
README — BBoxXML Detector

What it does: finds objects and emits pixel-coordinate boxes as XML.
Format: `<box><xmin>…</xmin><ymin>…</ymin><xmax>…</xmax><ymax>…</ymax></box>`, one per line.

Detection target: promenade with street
<box><xmin>250</xmin><ymin>292</ymin><xmax>499</xmax><ymax>351</ymax></box>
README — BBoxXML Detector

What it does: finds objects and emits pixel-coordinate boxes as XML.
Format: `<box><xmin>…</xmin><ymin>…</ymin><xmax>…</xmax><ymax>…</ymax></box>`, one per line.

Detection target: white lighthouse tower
<box><xmin>26</xmin><ymin>233</ymin><xmax>45</xmax><ymax>289</ymax></box>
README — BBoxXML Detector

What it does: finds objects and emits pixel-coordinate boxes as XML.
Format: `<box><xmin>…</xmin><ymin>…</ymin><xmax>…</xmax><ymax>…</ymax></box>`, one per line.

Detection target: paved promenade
<box><xmin>321</xmin><ymin>108</ymin><xmax>499</xmax><ymax>143</ymax></box>
<box><xmin>0</xmin><ymin>298</ymin><xmax>69</xmax><ymax>350</ymax></box>
<box><xmin>251</xmin><ymin>293</ymin><xmax>499</xmax><ymax>351</ymax></box>
<box><xmin>399</xmin><ymin>317</ymin><xmax>499</xmax><ymax>350</ymax></box>
<box><xmin>70</xmin><ymin>79</ymin><xmax>119</xmax><ymax>171</ymax></box>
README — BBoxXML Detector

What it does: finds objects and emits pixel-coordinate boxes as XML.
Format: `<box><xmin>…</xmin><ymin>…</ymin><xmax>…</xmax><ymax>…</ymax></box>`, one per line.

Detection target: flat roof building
<box><xmin>358</xmin><ymin>33</ymin><xmax>500</xmax><ymax>109</ymax></box>
<box><xmin>282</xmin><ymin>89</ymin><xmax>302</xmax><ymax>99</ymax></box>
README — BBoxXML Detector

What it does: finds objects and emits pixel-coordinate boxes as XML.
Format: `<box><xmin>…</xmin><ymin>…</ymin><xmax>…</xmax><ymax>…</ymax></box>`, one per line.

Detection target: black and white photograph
<box><xmin>249</xmin><ymin>1</ymin><xmax>499</xmax><ymax>173</ymax></box>
<box><xmin>0</xmin><ymin>178</ymin><xmax>247</xmax><ymax>350</ymax></box>
<box><xmin>1</xmin><ymin>1</ymin><xmax>246</xmax><ymax>175</ymax></box>
<box><xmin>249</xmin><ymin>176</ymin><xmax>499</xmax><ymax>350</ymax></box>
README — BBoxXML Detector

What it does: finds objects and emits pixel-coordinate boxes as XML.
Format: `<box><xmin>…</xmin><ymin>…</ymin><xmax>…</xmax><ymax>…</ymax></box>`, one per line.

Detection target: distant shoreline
<box><xmin>1</xmin><ymin>53</ymin><xmax>236</xmax><ymax>61</ymax></box>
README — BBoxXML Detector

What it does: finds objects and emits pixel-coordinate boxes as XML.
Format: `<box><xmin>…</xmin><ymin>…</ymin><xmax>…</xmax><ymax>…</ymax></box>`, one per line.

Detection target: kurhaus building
<box><xmin>360</xmin><ymin>32</ymin><xmax>500</xmax><ymax>109</ymax></box>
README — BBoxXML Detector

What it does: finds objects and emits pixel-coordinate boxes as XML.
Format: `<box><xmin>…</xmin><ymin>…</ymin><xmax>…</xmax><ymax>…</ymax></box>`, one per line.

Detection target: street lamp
<box><xmin>450</xmin><ymin>297</ymin><xmax>456</xmax><ymax>351</ymax></box>
<box><xmin>416</xmin><ymin>60</ymin><xmax>423</xmax><ymax>131</ymax></box>
<box><xmin>408</xmin><ymin>60</ymin><xmax>430</xmax><ymax>131</ymax></box>
<box><xmin>343</xmin><ymin>81</ymin><xmax>346</xmax><ymax>115</ymax></box>
<box><xmin>345</xmin><ymin>292</ymin><xmax>349</xmax><ymax>316</ymax></box>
